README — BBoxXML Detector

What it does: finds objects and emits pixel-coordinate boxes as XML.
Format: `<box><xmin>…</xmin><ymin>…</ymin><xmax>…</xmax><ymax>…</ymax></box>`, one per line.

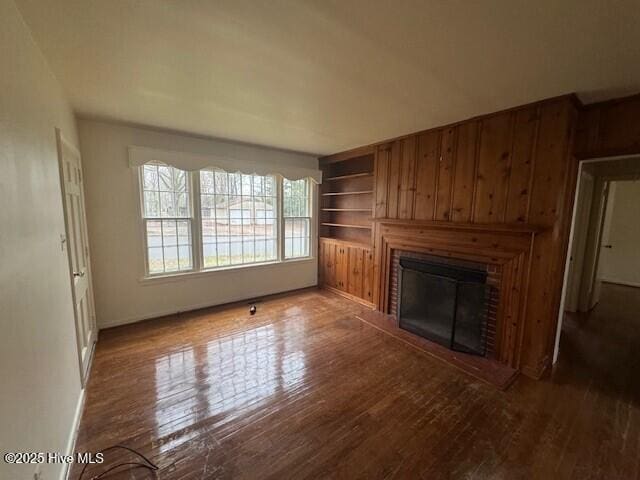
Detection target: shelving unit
<box><xmin>317</xmin><ymin>150</ymin><xmax>376</xmax><ymax>307</ymax></box>
<box><xmin>319</xmin><ymin>151</ymin><xmax>375</xmax><ymax>246</ymax></box>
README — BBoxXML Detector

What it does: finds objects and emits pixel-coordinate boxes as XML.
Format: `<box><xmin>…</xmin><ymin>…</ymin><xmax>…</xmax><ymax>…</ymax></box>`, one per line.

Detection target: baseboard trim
<box><xmin>521</xmin><ymin>356</ymin><xmax>551</xmax><ymax>380</ymax></box>
<box><xmin>98</xmin><ymin>283</ymin><xmax>318</xmax><ymax>330</ymax></box>
<box><xmin>60</xmin><ymin>387</ymin><xmax>86</xmax><ymax>480</ymax></box>
<box><xmin>601</xmin><ymin>278</ymin><xmax>640</xmax><ymax>289</ymax></box>
<box><xmin>321</xmin><ymin>285</ymin><xmax>375</xmax><ymax>309</ymax></box>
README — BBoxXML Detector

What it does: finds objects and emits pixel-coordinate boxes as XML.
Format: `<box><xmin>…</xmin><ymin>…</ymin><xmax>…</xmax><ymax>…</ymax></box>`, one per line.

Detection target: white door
<box><xmin>56</xmin><ymin>129</ymin><xmax>97</xmax><ymax>384</ymax></box>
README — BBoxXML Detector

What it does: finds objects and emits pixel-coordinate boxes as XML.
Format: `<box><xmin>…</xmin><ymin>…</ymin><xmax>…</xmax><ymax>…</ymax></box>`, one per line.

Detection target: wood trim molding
<box><xmin>373</xmin><ymin>220</ymin><xmax>540</xmax><ymax>369</ymax></box>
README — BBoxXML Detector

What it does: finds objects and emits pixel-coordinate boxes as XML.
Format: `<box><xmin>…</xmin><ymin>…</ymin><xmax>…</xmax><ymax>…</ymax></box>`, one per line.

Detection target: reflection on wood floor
<box><xmin>71</xmin><ymin>283</ymin><xmax>640</xmax><ymax>479</ymax></box>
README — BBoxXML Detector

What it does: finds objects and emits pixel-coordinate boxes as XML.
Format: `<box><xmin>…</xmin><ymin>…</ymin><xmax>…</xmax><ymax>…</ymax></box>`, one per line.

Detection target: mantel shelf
<box><xmin>372</xmin><ymin>218</ymin><xmax>544</xmax><ymax>234</ymax></box>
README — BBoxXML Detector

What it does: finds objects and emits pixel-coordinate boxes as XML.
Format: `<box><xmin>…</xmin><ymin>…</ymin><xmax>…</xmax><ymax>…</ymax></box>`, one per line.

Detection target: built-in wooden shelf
<box><xmin>321</xmin><ymin>208</ymin><xmax>372</xmax><ymax>212</ymax></box>
<box><xmin>321</xmin><ymin>190</ymin><xmax>373</xmax><ymax>196</ymax></box>
<box><xmin>325</xmin><ymin>172</ymin><xmax>373</xmax><ymax>181</ymax></box>
<box><xmin>319</xmin><ymin>152</ymin><xmax>375</xmax><ymax>278</ymax></box>
<box><xmin>319</xmin><ymin>237</ymin><xmax>371</xmax><ymax>248</ymax></box>
<box><xmin>321</xmin><ymin>222</ymin><xmax>372</xmax><ymax>230</ymax></box>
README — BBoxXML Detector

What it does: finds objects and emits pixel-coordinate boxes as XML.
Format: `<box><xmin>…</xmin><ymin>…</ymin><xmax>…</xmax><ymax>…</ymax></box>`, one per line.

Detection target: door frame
<box><xmin>56</xmin><ymin>128</ymin><xmax>97</xmax><ymax>385</ymax></box>
<box><xmin>554</xmin><ymin>153</ymin><xmax>640</xmax><ymax>363</ymax></box>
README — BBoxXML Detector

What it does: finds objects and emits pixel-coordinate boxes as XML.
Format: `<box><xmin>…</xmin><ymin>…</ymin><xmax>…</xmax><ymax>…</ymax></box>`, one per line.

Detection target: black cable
<box><xmin>77</xmin><ymin>444</ymin><xmax>158</xmax><ymax>480</ymax></box>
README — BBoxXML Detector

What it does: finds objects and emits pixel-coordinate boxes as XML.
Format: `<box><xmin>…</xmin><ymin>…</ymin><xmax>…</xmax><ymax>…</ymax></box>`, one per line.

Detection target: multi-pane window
<box><xmin>140</xmin><ymin>165</ymin><xmax>311</xmax><ymax>277</ymax></box>
<box><xmin>283</xmin><ymin>178</ymin><xmax>310</xmax><ymax>259</ymax></box>
<box><xmin>199</xmin><ymin>171</ymin><xmax>278</xmax><ymax>269</ymax></box>
<box><xmin>141</xmin><ymin>164</ymin><xmax>193</xmax><ymax>274</ymax></box>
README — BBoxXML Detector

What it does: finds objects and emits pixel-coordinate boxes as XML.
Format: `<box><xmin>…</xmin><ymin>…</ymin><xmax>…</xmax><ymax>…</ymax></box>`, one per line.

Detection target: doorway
<box><xmin>555</xmin><ymin>155</ymin><xmax>640</xmax><ymax>362</ymax></box>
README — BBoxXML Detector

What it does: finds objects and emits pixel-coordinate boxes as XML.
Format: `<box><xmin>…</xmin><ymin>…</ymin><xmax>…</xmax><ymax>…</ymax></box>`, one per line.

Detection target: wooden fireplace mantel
<box><xmin>371</xmin><ymin>218</ymin><xmax>545</xmax><ymax>234</ymax></box>
<box><xmin>373</xmin><ymin>219</ymin><xmax>546</xmax><ymax>371</ymax></box>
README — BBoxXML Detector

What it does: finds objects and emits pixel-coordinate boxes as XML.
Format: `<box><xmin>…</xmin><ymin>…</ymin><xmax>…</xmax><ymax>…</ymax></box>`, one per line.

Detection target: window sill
<box><xmin>139</xmin><ymin>256</ymin><xmax>316</xmax><ymax>286</ymax></box>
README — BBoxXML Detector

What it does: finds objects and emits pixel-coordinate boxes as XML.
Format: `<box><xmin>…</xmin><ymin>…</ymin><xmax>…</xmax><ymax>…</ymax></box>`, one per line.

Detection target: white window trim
<box><xmin>135</xmin><ymin>168</ymin><xmax>317</xmax><ymax>282</ymax></box>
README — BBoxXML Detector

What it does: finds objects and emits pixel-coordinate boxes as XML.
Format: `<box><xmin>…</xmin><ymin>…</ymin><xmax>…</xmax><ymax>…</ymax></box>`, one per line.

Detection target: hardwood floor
<box><xmin>70</xmin><ymin>284</ymin><xmax>640</xmax><ymax>479</ymax></box>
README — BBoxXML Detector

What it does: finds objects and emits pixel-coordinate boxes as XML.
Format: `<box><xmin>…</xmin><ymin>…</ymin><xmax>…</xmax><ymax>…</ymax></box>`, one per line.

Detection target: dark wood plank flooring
<box><xmin>70</xmin><ymin>284</ymin><xmax>640</xmax><ymax>479</ymax></box>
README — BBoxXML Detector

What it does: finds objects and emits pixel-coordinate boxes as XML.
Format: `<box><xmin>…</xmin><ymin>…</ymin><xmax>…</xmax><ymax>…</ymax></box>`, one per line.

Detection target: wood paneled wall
<box><xmin>373</xmin><ymin>99</ymin><xmax>576</xmax><ymax>228</ymax></box>
<box><xmin>575</xmin><ymin>93</ymin><xmax>640</xmax><ymax>159</ymax></box>
<box><xmin>324</xmin><ymin>96</ymin><xmax>580</xmax><ymax>378</ymax></box>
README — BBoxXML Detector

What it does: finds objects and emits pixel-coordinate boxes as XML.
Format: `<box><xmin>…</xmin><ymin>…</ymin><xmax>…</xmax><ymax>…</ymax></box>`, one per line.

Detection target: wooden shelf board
<box><xmin>319</xmin><ymin>237</ymin><xmax>372</xmax><ymax>248</ymax></box>
<box><xmin>321</xmin><ymin>190</ymin><xmax>373</xmax><ymax>196</ymax></box>
<box><xmin>321</xmin><ymin>222</ymin><xmax>372</xmax><ymax>229</ymax></box>
<box><xmin>325</xmin><ymin>172</ymin><xmax>373</xmax><ymax>181</ymax></box>
<box><xmin>321</xmin><ymin>208</ymin><xmax>372</xmax><ymax>212</ymax></box>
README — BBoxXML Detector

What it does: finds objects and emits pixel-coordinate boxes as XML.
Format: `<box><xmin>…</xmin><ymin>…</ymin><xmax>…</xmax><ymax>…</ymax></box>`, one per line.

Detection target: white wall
<box><xmin>78</xmin><ymin>119</ymin><xmax>319</xmax><ymax>328</ymax></box>
<box><xmin>599</xmin><ymin>180</ymin><xmax>640</xmax><ymax>287</ymax></box>
<box><xmin>0</xmin><ymin>1</ymin><xmax>82</xmax><ymax>479</ymax></box>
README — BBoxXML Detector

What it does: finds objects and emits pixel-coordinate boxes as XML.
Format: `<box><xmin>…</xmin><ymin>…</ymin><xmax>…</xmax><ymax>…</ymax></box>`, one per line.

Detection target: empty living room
<box><xmin>3</xmin><ymin>1</ymin><xmax>640</xmax><ymax>479</ymax></box>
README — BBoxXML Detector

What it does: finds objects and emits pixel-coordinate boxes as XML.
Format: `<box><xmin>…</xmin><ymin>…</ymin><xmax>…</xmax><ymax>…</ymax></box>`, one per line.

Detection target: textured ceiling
<box><xmin>15</xmin><ymin>0</ymin><xmax>640</xmax><ymax>155</ymax></box>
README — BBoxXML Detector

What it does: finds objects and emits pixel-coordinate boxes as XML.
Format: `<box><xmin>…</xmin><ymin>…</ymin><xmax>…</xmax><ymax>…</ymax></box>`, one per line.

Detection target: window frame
<box><xmin>138</xmin><ymin>164</ymin><xmax>197</xmax><ymax>276</ymax></box>
<box><xmin>137</xmin><ymin>166</ymin><xmax>315</xmax><ymax>280</ymax></box>
<box><xmin>282</xmin><ymin>177</ymin><xmax>312</xmax><ymax>260</ymax></box>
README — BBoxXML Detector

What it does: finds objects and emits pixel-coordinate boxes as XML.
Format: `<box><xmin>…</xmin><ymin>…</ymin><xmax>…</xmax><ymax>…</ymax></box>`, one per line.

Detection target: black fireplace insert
<box><xmin>397</xmin><ymin>256</ymin><xmax>491</xmax><ymax>356</ymax></box>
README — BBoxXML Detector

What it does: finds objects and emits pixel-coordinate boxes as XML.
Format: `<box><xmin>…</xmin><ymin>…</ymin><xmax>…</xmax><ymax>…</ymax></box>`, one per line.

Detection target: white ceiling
<box><xmin>15</xmin><ymin>0</ymin><xmax>640</xmax><ymax>155</ymax></box>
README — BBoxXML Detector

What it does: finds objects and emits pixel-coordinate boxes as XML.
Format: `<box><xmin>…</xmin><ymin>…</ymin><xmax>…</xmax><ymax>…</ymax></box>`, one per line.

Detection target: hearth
<box><xmin>397</xmin><ymin>256</ymin><xmax>491</xmax><ymax>356</ymax></box>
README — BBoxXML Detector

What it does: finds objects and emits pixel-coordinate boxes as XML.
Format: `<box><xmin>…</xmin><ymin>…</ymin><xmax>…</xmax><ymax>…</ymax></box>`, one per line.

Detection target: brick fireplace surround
<box><xmin>389</xmin><ymin>250</ymin><xmax>501</xmax><ymax>358</ymax></box>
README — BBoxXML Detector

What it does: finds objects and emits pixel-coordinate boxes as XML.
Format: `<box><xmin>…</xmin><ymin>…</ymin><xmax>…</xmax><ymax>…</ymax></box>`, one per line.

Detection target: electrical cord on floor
<box><xmin>77</xmin><ymin>444</ymin><xmax>158</xmax><ymax>480</ymax></box>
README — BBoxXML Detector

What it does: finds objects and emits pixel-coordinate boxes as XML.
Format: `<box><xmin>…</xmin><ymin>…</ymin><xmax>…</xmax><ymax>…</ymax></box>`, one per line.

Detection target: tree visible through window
<box><xmin>139</xmin><ymin>165</ymin><xmax>311</xmax><ymax>276</ymax></box>
<box><xmin>283</xmin><ymin>178</ymin><xmax>310</xmax><ymax>259</ymax></box>
<box><xmin>141</xmin><ymin>164</ymin><xmax>193</xmax><ymax>274</ymax></box>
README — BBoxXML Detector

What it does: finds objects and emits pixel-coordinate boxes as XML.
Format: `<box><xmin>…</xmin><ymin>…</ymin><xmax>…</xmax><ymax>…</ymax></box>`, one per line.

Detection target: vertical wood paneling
<box><xmin>374</xmin><ymin>144</ymin><xmax>391</xmax><ymax>218</ymax></box>
<box><xmin>528</xmin><ymin>101</ymin><xmax>572</xmax><ymax>227</ymax></box>
<box><xmin>398</xmin><ymin>136</ymin><xmax>417</xmax><ymax>219</ymax></box>
<box><xmin>505</xmin><ymin>107</ymin><xmax>539</xmax><ymax>223</ymax></box>
<box><xmin>451</xmin><ymin>121</ymin><xmax>479</xmax><ymax>222</ymax></box>
<box><xmin>320</xmin><ymin>95</ymin><xmax>580</xmax><ymax>379</ymax></box>
<box><xmin>363</xmin><ymin>248</ymin><xmax>374</xmax><ymax>303</ymax></box>
<box><xmin>413</xmin><ymin>130</ymin><xmax>441</xmax><ymax>220</ymax></box>
<box><xmin>386</xmin><ymin>141</ymin><xmax>402</xmax><ymax>219</ymax></box>
<box><xmin>435</xmin><ymin>127</ymin><xmax>457</xmax><ymax>221</ymax></box>
<box><xmin>473</xmin><ymin>113</ymin><xmax>514</xmax><ymax>223</ymax></box>
<box><xmin>575</xmin><ymin>93</ymin><xmax>640</xmax><ymax>158</ymax></box>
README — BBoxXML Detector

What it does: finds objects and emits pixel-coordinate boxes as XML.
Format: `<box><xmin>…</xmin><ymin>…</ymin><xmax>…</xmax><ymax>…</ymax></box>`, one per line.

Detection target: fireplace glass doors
<box><xmin>397</xmin><ymin>257</ymin><xmax>490</xmax><ymax>356</ymax></box>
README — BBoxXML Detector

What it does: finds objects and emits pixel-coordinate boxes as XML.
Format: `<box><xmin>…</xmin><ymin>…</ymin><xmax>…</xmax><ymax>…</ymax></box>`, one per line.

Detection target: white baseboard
<box><xmin>601</xmin><ymin>278</ymin><xmax>640</xmax><ymax>289</ymax></box>
<box><xmin>59</xmin><ymin>387</ymin><xmax>86</xmax><ymax>480</ymax></box>
<box><xmin>97</xmin><ymin>282</ymin><xmax>318</xmax><ymax>330</ymax></box>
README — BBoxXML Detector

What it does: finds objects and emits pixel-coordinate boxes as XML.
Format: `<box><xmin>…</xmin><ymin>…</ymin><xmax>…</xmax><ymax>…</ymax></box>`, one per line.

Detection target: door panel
<box><xmin>57</xmin><ymin>130</ymin><xmax>96</xmax><ymax>385</ymax></box>
<box><xmin>347</xmin><ymin>247</ymin><xmax>364</xmax><ymax>297</ymax></box>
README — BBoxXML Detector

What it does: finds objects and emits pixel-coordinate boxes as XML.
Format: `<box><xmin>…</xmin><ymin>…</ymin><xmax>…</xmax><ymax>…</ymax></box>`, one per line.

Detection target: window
<box><xmin>200</xmin><ymin>170</ymin><xmax>278</xmax><ymax>269</ymax></box>
<box><xmin>139</xmin><ymin>166</ymin><xmax>312</xmax><ymax>277</ymax></box>
<box><xmin>140</xmin><ymin>164</ymin><xmax>193</xmax><ymax>274</ymax></box>
<box><xmin>283</xmin><ymin>178</ymin><xmax>311</xmax><ymax>259</ymax></box>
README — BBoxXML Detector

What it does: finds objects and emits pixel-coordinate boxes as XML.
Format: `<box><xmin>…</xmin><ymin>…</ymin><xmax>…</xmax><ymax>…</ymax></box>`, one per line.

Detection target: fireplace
<box><xmin>397</xmin><ymin>256</ymin><xmax>491</xmax><ymax>356</ymax></box>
